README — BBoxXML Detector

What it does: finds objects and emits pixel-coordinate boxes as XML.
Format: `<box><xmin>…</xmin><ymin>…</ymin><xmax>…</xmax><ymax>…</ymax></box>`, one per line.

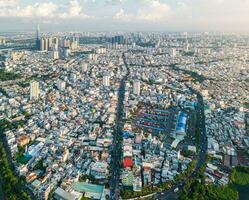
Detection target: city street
<box><xmin>110</xmin><ymin>52</ymin><xmax>130</xmax><ymax>200</ymax></box>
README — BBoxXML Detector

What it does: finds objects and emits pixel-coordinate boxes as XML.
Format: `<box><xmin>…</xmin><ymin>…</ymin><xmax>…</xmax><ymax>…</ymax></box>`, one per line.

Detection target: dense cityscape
<box><xmin>0</xmin><ymin>26</ymin><xmax>248</xmax><ymax>200</ymax></box>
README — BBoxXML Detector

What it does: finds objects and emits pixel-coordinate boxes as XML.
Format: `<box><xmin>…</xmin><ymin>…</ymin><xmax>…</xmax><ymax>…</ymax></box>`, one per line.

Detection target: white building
<box><xmin>103</xmin><ymin>74</ymin><xmax>110</xmax><ymax>87</ymax></box>
<box><xmin>90</xmin><ymin>161</ymin><xmax>109</xmax><ymax>179</ymax></box>
<box><xmin>133</xmin><ymin>80</ymin><xmax>140</xmax><ymax>96</ymax></box>
<box><xmin>81</xmin><ymin>62</ymin><xmax>88</xmax><ymax>72</ymax></box>
<box><xmin>171</xmin><ymin>48</ymin><xmax>176</xmax><ymax>57</ymax></box>
<box><xmin>57</xmin><ymin>80</ymin><xmax>66</xmax><ymax>91</ymax></box>
<box><xmin>30</xmin><ymin>81</ymin><xmax>40</xmax><ymax>100</ymax></box>
<box><xmin>50</xmin><ymin>50</ymin><xmax>59</xmax><ymax>60</ymax></box>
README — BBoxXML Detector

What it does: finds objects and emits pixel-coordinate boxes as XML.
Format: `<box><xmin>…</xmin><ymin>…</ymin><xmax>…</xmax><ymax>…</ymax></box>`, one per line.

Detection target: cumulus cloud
<box><xmin>0</xmin><ymin>0</ymin><xmax>90</xmax><ymax>19</ymax></box>
<box><xmin>1</xmin><ymin>0</ymin><xmax>249</xmax><ymax>31</ymax></box>
<box><xmin>113</xmin><ymin>0</ymin><xmax>172</xmax><ymax>22</ymax></box>
<box><xmin>59</xmin><ymin>0</ymin><xmax>90</xmax><ymax>19</ymax></box>
<box><xmin>0</xmin><ymin>0</ymin><xmax>19</xmax><ymax>7</ymax></box>
<box><xmin>114</xmin><ymin>8</ymin><xmax>133</xmax><ymax>21</ymax></box>
<box><xmin>137</xmin><ymin>0</ymin><xmax>171</xmax><ymax>22</ymax></box>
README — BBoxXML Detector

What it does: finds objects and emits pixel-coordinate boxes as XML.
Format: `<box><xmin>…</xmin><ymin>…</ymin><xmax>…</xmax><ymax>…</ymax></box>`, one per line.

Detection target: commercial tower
<box><xmin>36</xmin><ymin>24</ymin><xmax>40</xmax><ymax>50</ymax></box>
<box><xmin>40</xmin><ymin>38</ymin><xmax>49</xmax><ymax>51</ymax></box>
<box><xmin>30</xmin><ymin>81</ymin><xmax>40</xmax><ymax>100</ymax></box>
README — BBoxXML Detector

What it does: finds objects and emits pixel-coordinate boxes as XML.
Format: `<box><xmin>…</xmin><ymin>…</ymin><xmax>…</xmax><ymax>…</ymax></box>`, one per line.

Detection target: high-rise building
<box><xmin>48</xmin><ymin>37</ymin><xmax>53</xmax><ymax>51</ymax></box>
<box><xmin>40</xmin><ymin>38</ymin><xmax>45</xmax><ymax>51</ymax></box>
<box><xmin>171</xmin><ymin>48</ymin><xmax>176</xmax><ymax>58</ymax></box>
<box><xmin>184</xmin><ymin>43</ymin><xmax>189</xmax><ymax>52</ymax></box>
<box><xmin>40</xmin><ymin>38</ymin><xmax>49</xmax><ymax>51</ymax></box>
<box><xmin>30</xmin><ymin>81</ymin><xmax>40</xmax><ymax>100</ymax></box>
<box><xmin>53</xmin><ymin>38</ymin><xmax>59</xmax><ymax>50</ymax></box>
<box><xmin>36</xmin><ymin>24</ymin><xmax>40</xmax><ymax>50</ymax></box>
<box><xmin>0</xmin><ymin>39</ymin><xmax>6</xmax><ymax>45</ymax></box>
<box><xmin>81</xmin><ymin>61</ymin><xmax>88</xmax><ymax>72</ymax></box>
<box><xmin>71</xmin><ymin>41</ymin><xmax>79</xmax><ymax>50</ymax></box>
<box><xmin>115</xmin><ymin>35</ymin><xmax>124</xmax><ymax>44</ymax></box>
<box><xmin>96</xmin><ymin>47</ymin><xmax>107</xmax><ymax>54</ymax></box>
<box><xmin>64</xmin><ymin>48</ymin><xmax>70</xmax><ymax>58</ymax></box>
<box><xmin>50</xmin><ymin>50</ymin><xmax>59</xmax><ymax>59</ymax></box>
<box><xmin>133</xmin><ymin>80</ymin><xmax>141</xmax><ymax>95</ymax></box>
<box><xmin>57</xmin><ymin>79</ymin><xmax>66</xmax><ymax>91</ymax></box>
<box><xmin>103</xmin><ymin>74</ymin><xmax>110</xmax><ymax>87</ymax></box>
<box><xmin>63</xmin><ymin>39</ymin><xmax>71</xmax><ymax>48</ymax></box>
<box><xmin>110</xmin><ymin>35</ymin><xmax>125</xmax><ymax>48</ymax></box>
<box><xmin>44</xmin><ymin>38</ymin><xmax>49</xmax><ymax>51</ymax></box>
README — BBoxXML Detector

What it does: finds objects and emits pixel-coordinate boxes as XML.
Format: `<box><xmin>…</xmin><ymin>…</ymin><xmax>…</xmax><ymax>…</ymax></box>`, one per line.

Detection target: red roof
<box><xmin>123</xmin><ymin>157</ymin><xmax>133</xmax><ymax>168</ymax></box>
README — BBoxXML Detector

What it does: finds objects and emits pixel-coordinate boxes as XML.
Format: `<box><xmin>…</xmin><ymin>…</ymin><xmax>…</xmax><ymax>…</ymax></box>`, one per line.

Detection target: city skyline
<box><xmin>0</xmin><ymin>1</ymin><xmax>249</xmax><ymax>200</ymax></box>
<box><xmin>0</xmin><ymin>0</ymin><xmax>249</xmax><ymax>32</ymax></box>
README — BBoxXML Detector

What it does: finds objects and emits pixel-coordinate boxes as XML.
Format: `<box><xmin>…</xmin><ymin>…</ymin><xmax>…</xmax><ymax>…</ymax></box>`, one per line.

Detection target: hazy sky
<box><xmin>0</xmin><ymin>0</ymin><xmax>249</xmax><ymax>32</ymax></box>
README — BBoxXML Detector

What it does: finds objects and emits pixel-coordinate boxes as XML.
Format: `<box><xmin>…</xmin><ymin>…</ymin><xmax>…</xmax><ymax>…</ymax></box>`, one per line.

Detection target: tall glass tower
<box><xmin>36</xmin><ymin>24</ymin><xmax>40</xmax><ymax>50</ymax></box>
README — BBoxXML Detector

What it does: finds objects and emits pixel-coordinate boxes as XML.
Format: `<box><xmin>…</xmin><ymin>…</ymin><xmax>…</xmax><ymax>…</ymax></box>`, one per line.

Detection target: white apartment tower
<box><xmin>30</xmin><ymin>81</ymin><xmax>40</xmax><ymax>100</ymax></box>
<box><xmin>103</xmin><ymin>74</ymin><xmax>110</xmax><ymax>87</ymax></box>
<box><xmin>133</xmin><ymin>80</ymin><xmax>141</xmax><ymax>95</ymax></box>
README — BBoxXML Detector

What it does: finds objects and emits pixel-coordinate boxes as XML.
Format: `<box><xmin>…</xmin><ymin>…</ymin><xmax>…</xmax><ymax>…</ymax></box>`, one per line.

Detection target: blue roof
<box><xmin>176</xmin><ymin>124</ymin><xmax>184</xmax><ymax>128</ymax></box>
<box><xmin>176</xmin><ymin>112</ymin><xmax>187</xmax><ymax>133</ymax></box>
<box><xmin>123</xmin><ymin>131</ymin><xmax>130</xmax><ymax>138</ymax></box>
<box><xmin>179</xmin><ymin>117</ymin><xmax>187</xmax><ymax>124</ymax></box>
<box><xmin>179</xmin><ymin>112</ymin><xmax>187</xmax><ymax>117</ymax></box>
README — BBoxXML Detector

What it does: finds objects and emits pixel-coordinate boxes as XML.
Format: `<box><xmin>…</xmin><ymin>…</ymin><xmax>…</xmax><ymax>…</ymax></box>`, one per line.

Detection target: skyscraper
<box><xmin>64</xmin><ymin>48</ymin><xmax>70</xmax><ymax>58</ymax></box>
<box><xmin>44</xmin><ymin>38</ymin><xmax>48</xmax><ymax>51</ymax></box>
<box><xmin>40</xmin><ymin>38</ymin><xmax>49</xmax><ymax>51</ymax></box>
<box><xmin>30</xmin><ymin>81</ymin><xmax>40</xmax><ymax>100</ymax></box>
<box><xmin>40</xmin><ymin>38</ymin><xmax>45</xmax><ymax>51</ymax></box>
<box><xmin>53</xmin><ymin>38</ymin><xmax>59</xmax><ymax>50</ymax></box>
<box><xmin>36</xmin><ymin>24</ymin><xmax>40</xmax><ymax>50</ymax></box>
<box><xmin>48</xmin><ymin>37</ymin><xmax>53</xmax><ymax>51</ymax></box>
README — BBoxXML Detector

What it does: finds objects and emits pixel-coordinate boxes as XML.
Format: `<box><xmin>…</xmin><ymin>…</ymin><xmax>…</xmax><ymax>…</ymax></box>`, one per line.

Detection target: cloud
<box><xmin>0</xmin><ymin>0</ymin><xmax>90</xmax><ymax>19</ymax></box>
<box><xmin>174</xmin><ymin>0</ymin><xmax>249</xmax><ymax>31</ymax></box>
<box><xmin>68</xmin><ymin>0</ymin><xmax>82</xmax><ymax>17</ymax></box>
<box><xmin>137</xmin><ymin>0</ymin><xmax>171</xmax><ymax>22</ymax></box>
<box><xmin>105</xmin><ymin>0</ymin><xmax>126</xmax><ymax>5</ymax></box>
<box><xmin>34</xmin><ymin>2</ymin><xmax>58</xmax><ymax>18</ymax></box>
<box><xmin>1</xmin><ymin>0</ymin><xmax>249</xmax><ymax>32</ymax></box>
<box><xmin>59</xmin><ymin>0</ymin><xmax>90</xmax><ymax>19</ymax></box>
<box><xmin>113</xmin><ymin>0</ymin><xmax>172</xmax><ymax>23</ymax></box>
<box><xmin>114</xmin><ymin>8</ymin><xmax>133</xmax><ymax>21</ymax></box>
<box><xmin>0</xmin><ymin>0</ymin><xmax>19</xmax><ymax>7</ymax></box>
